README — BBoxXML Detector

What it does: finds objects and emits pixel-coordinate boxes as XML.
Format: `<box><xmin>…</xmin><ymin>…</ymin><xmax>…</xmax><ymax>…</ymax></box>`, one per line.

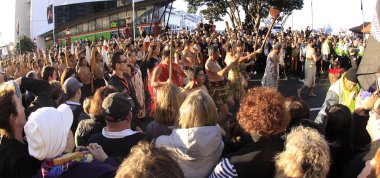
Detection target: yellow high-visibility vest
<box><xmin>358</xmin><ymin>45</ymin><xmax>365</xmax><ymax>57</ymax></box>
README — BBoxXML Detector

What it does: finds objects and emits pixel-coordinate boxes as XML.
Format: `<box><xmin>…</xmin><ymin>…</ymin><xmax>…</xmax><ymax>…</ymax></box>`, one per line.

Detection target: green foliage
<box><xmin>269</xmin><ymin>0</ymin><xmax>304</xmax><ymax>14</ymax></box>
<box><xmin>14</xmin><ymin>35</ymin><xmax>35</xmax><ymax>54</ymax></box>
<box><xmin>186</xmin><ymin>0</ymin><xmax>228</xmax><ymax>21</ymax></box>
<box><xmin>185</xmin><ymin>0</ymin><xmax>304</xmax><ymax>28</ymax></box>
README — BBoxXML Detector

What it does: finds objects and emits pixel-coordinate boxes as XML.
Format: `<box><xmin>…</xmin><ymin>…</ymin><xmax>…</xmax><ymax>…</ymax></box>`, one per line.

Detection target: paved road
<box><xmin>246</xmin><ymin>73</ymin><xmax>330</xmax><ymax>120</ymax></box>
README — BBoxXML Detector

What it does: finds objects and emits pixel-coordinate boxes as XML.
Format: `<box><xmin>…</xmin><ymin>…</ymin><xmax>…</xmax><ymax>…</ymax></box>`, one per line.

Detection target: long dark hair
<box><xmin>325</xmin><ymin>104</ymin><xmax>353</xmax><ymax>157</ymax></box>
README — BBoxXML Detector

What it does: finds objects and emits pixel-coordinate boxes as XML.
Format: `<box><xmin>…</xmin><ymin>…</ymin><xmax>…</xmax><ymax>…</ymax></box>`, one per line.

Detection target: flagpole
<box><xmin>361</xmin><ymin>0</ymin><xmax>365</xmax><ymax>41</ymax></box>
<box><xmin>52</xmin><ymin>3</ymin><xmax>56</xmax><ymax>46</ymax></box>
<box><xmin>311</xmin><ymin>0</ymin><xmax>314</xmax><ymax>30</ymax></box>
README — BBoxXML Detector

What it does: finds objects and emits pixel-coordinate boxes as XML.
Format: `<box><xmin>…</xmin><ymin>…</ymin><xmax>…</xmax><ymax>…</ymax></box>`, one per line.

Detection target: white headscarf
<box><xmin>24</xmin><ymin>104</ymin><xmax>73</xmax><ymax>160</ymax></box>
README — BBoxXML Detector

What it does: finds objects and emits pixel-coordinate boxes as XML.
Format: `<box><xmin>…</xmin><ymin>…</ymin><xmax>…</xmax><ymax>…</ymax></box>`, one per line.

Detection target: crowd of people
<box><xmin>0</xmin><ymin>17</ymin><xmax>379</xmax><ymax>178</ymax></box>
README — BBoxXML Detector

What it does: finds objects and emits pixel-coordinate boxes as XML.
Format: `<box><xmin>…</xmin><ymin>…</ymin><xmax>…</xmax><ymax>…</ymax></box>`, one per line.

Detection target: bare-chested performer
<box><xmin>58</xmin><ymin>52</ymin><xmax>67</xmax><ymax>78</ymax></box>
<box><xmin>6</xmin><ymin>60</ymin><xmax>16</xmax><ymax>78</ymax></box>
<box><xmin>205</xmin><ymin>45</ymin><xmax>238</xmax><ymax>122</ymax></box>
<box><xmin>93</xmin><ymin>51</ymin><xmax>106</xmax><ymax>91</ymax></box>
<box><xmin>77</xmin><ymin>56</ymin><xmax>92</xmax><ymax>97</ymax></box>
<box><xmin>14</xmin><ymin>62</ymin><xmax>23</xmax><ymax>78</ymax></box>
<box><xmin>181</xmin><ymin>40</ymin><xmax>199</xmax><ymax>84</ymax></box>
<box><xmin>297</xmin><ymin>38</ymin><xmax>321</xmax><ymax>97</ymax></box>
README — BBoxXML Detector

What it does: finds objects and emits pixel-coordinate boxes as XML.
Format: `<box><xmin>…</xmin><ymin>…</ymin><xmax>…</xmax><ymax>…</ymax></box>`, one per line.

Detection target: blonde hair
<box><xmin>275</xmin><ymin>126</ymin><xmax>330</xmax><ymax>178</ymax></box>
<box><xmin>115</xmin><ymin>141</ymin><xmax>184</xmax><ymax>178</ymax></box>
<box><xmin>83</xmin><ymin>97</ymin><xmax>92</xmax><ymax>115</ymax></box>
<box><xmin>154</xmin><ymin>83</ymin><xmax>182</xmax><ymax>125</ymax></box>
<box><xmin>177</xmin><ymin>89</ymin><xmax>218</xmax><ymax>128</ymax></box>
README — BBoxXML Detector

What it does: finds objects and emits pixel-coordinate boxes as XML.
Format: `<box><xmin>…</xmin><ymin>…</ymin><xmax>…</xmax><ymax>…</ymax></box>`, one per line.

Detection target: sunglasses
<box><xmin>118</xmin><ymin>60</ymin><xmax>127</xmax><ymax>64</ymax></box>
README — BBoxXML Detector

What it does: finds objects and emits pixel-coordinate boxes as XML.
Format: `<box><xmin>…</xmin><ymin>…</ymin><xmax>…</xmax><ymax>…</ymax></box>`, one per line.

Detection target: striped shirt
<box><xmin>209</xmin><ymin>158</ymin><xmax>238</xmax><ymax>178</ymax></box>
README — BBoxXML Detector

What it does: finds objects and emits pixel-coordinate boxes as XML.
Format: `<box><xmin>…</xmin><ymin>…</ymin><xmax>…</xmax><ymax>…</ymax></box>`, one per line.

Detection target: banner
<box><xmin>47</xmin><ymin>5</ymin><xmax>53</xmax><ymax>24</ymax></box>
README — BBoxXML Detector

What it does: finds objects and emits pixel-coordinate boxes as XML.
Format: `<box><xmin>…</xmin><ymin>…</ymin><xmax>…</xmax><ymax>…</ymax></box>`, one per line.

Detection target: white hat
<box><xmin>24</xmin><ymin>104</ymin><xmax>73</xmax><ymax>160</ymax></box>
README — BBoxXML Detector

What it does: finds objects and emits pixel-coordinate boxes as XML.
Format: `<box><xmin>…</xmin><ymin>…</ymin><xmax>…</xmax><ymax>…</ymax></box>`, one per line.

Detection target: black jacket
<box><xmin>75</xmin><ymin>115</ymin><xmax>107</xmax><ymax>147</ymax></box>
<box><xmin>0</xmin><ymin>136</ymin><xmax>42</xmax><ymax>178</ymax></box>
<box><xmin>341</xmin><ymin>139</ymin><xmax>380</xmax><ymax>178</ymax></box>
<box><xmin>88</xmin><ymin>132</ymin><xmax>151</xmax><ymax>164</ymax></box>
<box><xmin>20</xmin><ymin>78</ymin><xmax>53</xmax><ymax>119</ymax></box>
<box><xmin>227</xmin><ymin>135</ymin><xmax>284</xmax><ymax>178</ymax></box>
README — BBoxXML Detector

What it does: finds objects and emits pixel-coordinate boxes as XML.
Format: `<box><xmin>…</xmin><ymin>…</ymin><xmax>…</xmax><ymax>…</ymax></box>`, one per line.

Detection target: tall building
<box><xmin>15</xmin><ymin>0</ymin><xmax>31</xmax><ymax>42</ymax></box>
<box><xmin>28</xmin><ymin>0</ymin><xmax>202</xmax><ymax>49</ymax></box>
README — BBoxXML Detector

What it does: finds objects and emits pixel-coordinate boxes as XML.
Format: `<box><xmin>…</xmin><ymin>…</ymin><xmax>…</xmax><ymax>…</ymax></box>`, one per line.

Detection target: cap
<box><xmin>345</xmin><ymin>68</ymin><xmax>358</xmax><ymax>83</ymax></box>
<box><xmin>24</xmin><ymin>104</ymin><xmax>73</xmax><ymax>160</ymax></box>
<box><xmin>102</xmin><ymin>92</ymin><xmax>135</xmax><ymax>122</ymax></box>
<box><xmin>63</xmin><ymin>77</ymin><xmax>83</xmax><ymax>95</ymax></box>
<box><xmin>357</xmin><ymin>0</ymin><xmax>380</xmax><ymax>90</ymax></box>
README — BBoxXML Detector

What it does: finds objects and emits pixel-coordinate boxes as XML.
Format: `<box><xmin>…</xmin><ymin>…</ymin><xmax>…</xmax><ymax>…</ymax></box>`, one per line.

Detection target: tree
<box><xmin>14</xmin><ymin>35</ymin><xmax>35</xmax><ymax>54</ymax></box>
<box><xmin>185</xmin><ymin>0</ymin><xmax>304</xmax><ymax>30</ymax></box>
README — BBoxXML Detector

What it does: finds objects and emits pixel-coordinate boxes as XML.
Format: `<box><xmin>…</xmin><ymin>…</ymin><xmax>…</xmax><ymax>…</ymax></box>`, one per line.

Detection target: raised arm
<box><xmin>206</xmin><ymin>60</ymin><xmax>236</xmax><ymax>77</ymax></box>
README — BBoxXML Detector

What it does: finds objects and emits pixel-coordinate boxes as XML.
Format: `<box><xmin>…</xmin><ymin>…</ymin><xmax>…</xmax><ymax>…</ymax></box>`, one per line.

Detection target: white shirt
<box><xmin>102</xmin><ymin>128</ymin><xmax>137</xmax><ymax>139</ymax></box>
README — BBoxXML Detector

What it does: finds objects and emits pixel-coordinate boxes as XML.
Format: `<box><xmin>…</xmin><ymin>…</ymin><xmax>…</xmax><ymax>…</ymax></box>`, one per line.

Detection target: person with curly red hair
<box><xmin>210</xmin><ymin>87</ymin><xmax>290</xmax><ymax>178</ymax></box>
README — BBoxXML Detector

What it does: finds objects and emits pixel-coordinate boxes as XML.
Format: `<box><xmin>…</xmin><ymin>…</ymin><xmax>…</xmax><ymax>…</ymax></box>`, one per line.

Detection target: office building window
<box><xmin>77</xmin><ymin>24</ymin><xmax>83</xmax><ymax>34</ymax></box>
<box><xmin>83</xmin><ymin>22</ymin><xmax>89</xmax><ymax>33</ymax></box>
<box><xmin>89</xmin><ymin>20</ymin><xmax>96</xmax><ymax>32</ymax></box>
<box><xmin>110</xmin><ymin>13</ymin><xmax>118</xmax><ymax>21</ymax></box>
<box><xmin>103</xmin><ymin>16</ymin><xmax>109</xmax><ymax>29</ymax></box>
<box><xmin>96</xmin><ymin>18</ymin><xmax>102</xmax><ymax>30</ymax></box>
<box><xmin>118</xmin><ymin>12</ymin><xmax>126</xmax><ymax>19</ymax></box>
<box><xmin>70</xmin><ymin>27</ymin><xmax>77</xmax><ymax>35</ymax></box>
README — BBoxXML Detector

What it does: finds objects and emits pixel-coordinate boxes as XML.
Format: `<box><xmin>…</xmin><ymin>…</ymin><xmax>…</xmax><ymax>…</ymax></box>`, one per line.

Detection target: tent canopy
<box><xmin>349</xmin><ymin>22</ymin><xmax>372</xmax><ymax>34</ymax></box>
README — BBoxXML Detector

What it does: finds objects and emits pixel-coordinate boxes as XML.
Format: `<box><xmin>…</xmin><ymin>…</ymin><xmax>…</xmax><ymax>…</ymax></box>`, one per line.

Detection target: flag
<box><xmin>101</xmin><ymin>40</ymin><xmax>109</xmax><ymax>65</ymax></box>
<box><xmin>47</xmin><ymin>5</ymin><xmax>54</xmax><ymax>24</ymax></box>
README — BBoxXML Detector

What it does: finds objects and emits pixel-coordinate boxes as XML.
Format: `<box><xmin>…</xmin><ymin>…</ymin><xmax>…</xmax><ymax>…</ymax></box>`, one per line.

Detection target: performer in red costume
<box><xmin>148</xmin><ymin>48</ymin><xmax>185</xmax><ymax>111</ymax></box>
